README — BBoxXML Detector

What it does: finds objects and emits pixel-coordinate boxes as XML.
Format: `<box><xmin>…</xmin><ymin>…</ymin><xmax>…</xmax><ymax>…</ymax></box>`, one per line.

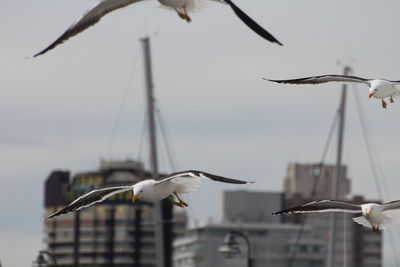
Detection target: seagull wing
<box><xmin>382</xmin><ymin>200</ymin><xmax>400</xmax><ymax>212</ymax></box>
<box><xmin>154</xmin><ymin>170</ymin><xmax>253</xmax><ymax>185</ymax></box>
<box><xmin>266</xmin><ymin>75</ymin><xmax>371</xmax><ymax>86</ymax></box>
<box><xmin>34</xmin><ymin>0</ymin><xmax>144</xmax><ymax>57</ymax></box>
<box><xmin>273</xmin><ymin>200</ymin><xmax>361</xmax><ymax>215</ymax></box>
<box><xmin>44</xmin><ymin>185</ymin><xmax>133</xmax><ymax>219</ymax></box>
<box><xmin>387</xmin><ymin>80</ymin><xmax>400</xmax><ymax>84</ymax></box>
<box><xmin>222</xmin><ymin>0</ymin><xmax>282</xmax><ymax>46</ymax></box>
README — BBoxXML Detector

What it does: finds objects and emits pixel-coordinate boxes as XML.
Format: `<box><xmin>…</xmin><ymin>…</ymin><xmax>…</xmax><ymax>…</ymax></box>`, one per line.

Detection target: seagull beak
<box><xmin>368</xmin><ymin>93</ymin><xmax>374</xmax><ymax>98</ymax></box>
<box><xmin>367</xmin><ymin>209</ymin><xmax>372</xmax><ymax>215</ymax></box>
<box><xmin>132</xmin><ymin>194</ymin><xmax>139</xmax><ymax>203</ymax></box>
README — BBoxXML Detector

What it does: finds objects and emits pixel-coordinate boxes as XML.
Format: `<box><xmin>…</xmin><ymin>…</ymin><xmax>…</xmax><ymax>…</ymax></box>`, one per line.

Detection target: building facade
<box><xmin>173</xmin><ymin>191</ymin><xmax>326</xmax><ymax>267</ymax></box>
<box><xmin>173</xmin><ymin>163</ymin><xmax>382</xmax><ymax>267</ymax></box>
<box><xmin>283</xmin><ymin>162</ymin><xmax>382</xmax><ymax>267</ymax></box>
<box><xmin>42</xmin><ymin>160</ymin><xmax>185</xmax><ymax>267</ymax></box>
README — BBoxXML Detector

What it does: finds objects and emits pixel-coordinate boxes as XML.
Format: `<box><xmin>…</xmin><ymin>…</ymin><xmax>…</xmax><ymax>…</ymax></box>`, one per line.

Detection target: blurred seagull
<box><xmin>34</xmin><ymin>0</ymin><xmax>283</xmax><ymax>57</ymax></box>
<box><xmin>44</xmin><ymin>170</ymin><xmax>253</xmax><ymax>219</ymax></box>
<box><xmin>273</xmin><ymin>200</ymin><xmax>400</xmax><ymax>232</ymax></box>
<box><xmin>265</xmin><ymin>75</ymin><xmax>400</xmax><ymax>109</ymax></box>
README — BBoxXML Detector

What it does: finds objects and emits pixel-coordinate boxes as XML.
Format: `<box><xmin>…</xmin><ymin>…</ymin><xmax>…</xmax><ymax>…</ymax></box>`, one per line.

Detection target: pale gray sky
<box><xmin>2</xmin><ymin>0</ymin><xmax>400</xmax><ymax>265</ymax></box>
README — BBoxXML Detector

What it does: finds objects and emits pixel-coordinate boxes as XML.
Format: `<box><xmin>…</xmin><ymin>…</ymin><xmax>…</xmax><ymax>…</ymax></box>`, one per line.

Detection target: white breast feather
<box><xmin>158</xmin><ymin>0</ymin><xmax>207</xmax><ymax>13</ymax></box>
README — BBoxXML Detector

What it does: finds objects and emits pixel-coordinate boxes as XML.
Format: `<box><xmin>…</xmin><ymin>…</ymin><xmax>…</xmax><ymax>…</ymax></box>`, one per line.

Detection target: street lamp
<box><xmin>218</xmin><ymin>231</ymin><xmax>253</xmax><ymax>267</ymax></box>
<box><xmin>33</xmin><ymin>250</ymin><xmax>58</xmax><ymax>267</ymax></box>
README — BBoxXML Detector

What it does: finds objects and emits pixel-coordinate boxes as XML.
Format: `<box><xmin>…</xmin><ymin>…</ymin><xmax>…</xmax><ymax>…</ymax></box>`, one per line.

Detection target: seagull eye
<box><xmin>374</xmin><ymin>89</ymin><xmax>378</xmax><ymax>92</ymax></box>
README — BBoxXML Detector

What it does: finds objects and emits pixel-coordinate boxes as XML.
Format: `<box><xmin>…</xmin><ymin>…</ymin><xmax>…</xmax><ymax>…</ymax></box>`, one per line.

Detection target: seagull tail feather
<box><xmin>352</xmin><ymin>216</ymin><xmax>372</xmax><ymax>229</ymax></box>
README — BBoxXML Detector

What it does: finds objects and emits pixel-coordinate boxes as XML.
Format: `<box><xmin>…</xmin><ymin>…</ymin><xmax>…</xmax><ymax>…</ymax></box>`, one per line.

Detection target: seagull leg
<box><xmin>381</xmin><ymin>99</ymin><xmax>387</xmax><ymax>109</ymax></box>
<box><xmin>174</xmin><ymin>6</ymin><xmax>191</xmax><ymax>23</ymax></box>
<box><xmin>182</xmin><ymin>5</ymin><xmax>191</xmax><ymax>23</ymax></box>
<box><xmin>173</xmin><ymin>191</ymin><xmax>188</xmax><ymax>207</ymax></box>
<box><xmin>168</xmin><ymin>195</ymin><xmax>185</xmax><ymax>207</ymax></box>
<box><xmin>372</xmin><ymin>226</ymin><xmax>380</xmax><ymax>233</ymax></box>
<box><xmin>390</xmin><ymin>96</ymin><xmax>395</xmax><ymax>103</ymax></box>
<box><xmin>175</xmin><ymin>9</ymin><xmax>186</xmax><ymax>20</ymax></box>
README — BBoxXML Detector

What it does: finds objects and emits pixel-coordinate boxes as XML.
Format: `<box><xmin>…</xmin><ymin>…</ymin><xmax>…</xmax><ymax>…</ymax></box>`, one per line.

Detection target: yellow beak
<box><xmin>132</xmin><ymin>194</ymin><xmax>139</xmax><ymax>203</ymax></box>
<box><xmin>368</xmin><ymin>93</ymin><xmax>374</xmax><ymax>98</ymax></box>
<box><xmin>367</xmin><ymin>209</ymin><xmax>372</xmax><ymax>215</ymax></box>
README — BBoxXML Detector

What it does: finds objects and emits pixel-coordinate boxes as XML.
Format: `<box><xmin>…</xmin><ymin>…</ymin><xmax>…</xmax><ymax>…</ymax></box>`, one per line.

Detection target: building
<box><xmin>283</xmin><ymin>162</ymin><xmax>382</xmax><ymax>267</ymax></box>
<box><xmin>173</xmin><ymin>191</ymin><xmax>326</xmax><ymax>267</ymax></box>
<box><xmin>42</xmin><ymin>160</ymin><xmax>185</xmax><ymax>267</ymax></box>
<box><xmin>173</xmin><ymin>162</ymin><xmax>382</xmax><ymax>267</ymax></box>
<box><xmin>284</xmin><ymin>162</ymin><xmax>351</xmax><ymax>200</ymax></box>
<box><xmin>222</xmin><ymin>191</ymin><xmax>284</xmax><ymax>224</ymax></box>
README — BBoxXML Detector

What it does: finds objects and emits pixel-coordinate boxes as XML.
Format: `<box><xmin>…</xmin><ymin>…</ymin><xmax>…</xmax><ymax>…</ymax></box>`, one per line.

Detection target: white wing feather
<box><xmin>352</xmin><ymin>216</ymin><xmax>373</xmax><ymax>229</ymax></box>
<box><xmin>382</xmin><ymin>200</ymin><xmax>400</xmax><ymax>212</ymax></box>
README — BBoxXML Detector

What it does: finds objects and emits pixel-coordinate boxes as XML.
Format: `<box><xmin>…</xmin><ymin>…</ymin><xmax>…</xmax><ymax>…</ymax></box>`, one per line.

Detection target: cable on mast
<box><xmin>288</xmin><ymin>110</ymin><xmax>340</xmax><ymax>267</ymax></box>
<box><xmin>155</xmin><ymin>103</ymin><xmax>179</xmax><ymax>172</ymax></box>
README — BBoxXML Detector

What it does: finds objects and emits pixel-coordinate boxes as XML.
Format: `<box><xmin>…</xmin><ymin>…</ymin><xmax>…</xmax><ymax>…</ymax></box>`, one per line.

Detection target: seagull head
<box><xmin>132</xmin><ymin>187</ymin><xmax>142</xmax><ymax>203</ymax></box>
<box><xmin>362</xmin><ymin>204</ymin><xmax>374</xmax><ymax>216</ymax></box>
<box><xmin>132</xmin><ymin>180</ymin><xmax>151</xmax><ymax>203</ymax></box>
<box><xmin>368</xmin><ymin>87</ymin><xmax>379</xmax><ymax>99</ymax></box>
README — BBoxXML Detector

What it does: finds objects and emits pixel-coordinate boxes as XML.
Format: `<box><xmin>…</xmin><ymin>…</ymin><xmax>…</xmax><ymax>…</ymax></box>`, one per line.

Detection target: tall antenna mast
<box><xmin>327</xmin><ymin>65</ymin><xmax>351</xmax><ymax>267</ymax></box>
<box><xmin>141</xmin><ymin>36</ymin><xmax>169</xmax><ymax>267</ymax></box>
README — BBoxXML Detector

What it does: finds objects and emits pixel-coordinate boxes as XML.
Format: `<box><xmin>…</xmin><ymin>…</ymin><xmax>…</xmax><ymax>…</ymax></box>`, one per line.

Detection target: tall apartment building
<box><xmin>42</xmin><ymin>160</ymin><xmax>186</xmax><ymax>267</ymax></box>
<box><xmin>173</xmin><ymin>191</ymin><xmax>326</xmax><ymax>267</ymax></box>
<box><xmin>283</xmin><ymin>162</ymin><xmax>382</xmax><ymax>267</ymax></box>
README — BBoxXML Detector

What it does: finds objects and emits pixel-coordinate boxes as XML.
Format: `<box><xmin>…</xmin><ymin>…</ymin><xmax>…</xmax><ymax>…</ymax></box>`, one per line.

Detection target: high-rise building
<box><xmin>173</xmin><ymin>191</ymin><xmax>326</xmax><ymax>267</ymax></box>
<box><xmin>42</xmin><ymin>160</ymin><xmax>185</xmax><ymax>267</ymax></box>
<box><xmin>283</xmin><ymin>162</ymin><xmax>382</xmax><ymax>267</ymax></box>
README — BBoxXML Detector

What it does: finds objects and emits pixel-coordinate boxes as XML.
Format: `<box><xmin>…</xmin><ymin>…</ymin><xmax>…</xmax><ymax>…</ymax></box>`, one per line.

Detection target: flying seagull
<box><xmin>265</xmin><ymin>75</ymin><xmax>400</xmax><ymax>109</ymax></box>
<box><xmin>44</xmin><ymin>170</ymin><xmax>253</xmax><ymax>219</ymax></box>
<box><xmin>273</xmin><ymin>200</ymin><xmax>400</xmax><ymax>232</ymax></box>
<box><xmin>34</xmin><ymin>0</ymin><xmax>283</xmax><ymax>57</ymax></box>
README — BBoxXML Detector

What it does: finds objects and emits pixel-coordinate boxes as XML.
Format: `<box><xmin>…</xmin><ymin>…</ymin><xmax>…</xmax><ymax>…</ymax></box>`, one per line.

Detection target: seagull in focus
<box><xmin>34</xmin><ymin>0</ymin><xmax>283</xmax><ymax>57</ymax></box>
<box><xmin>44</xmin><ymin>170</ymin><xmax>253</xmax><ymax>219</ymax></box>
<box><xmin>265</xmin><ymin>75</ymin><xmax>400</xmax><ymax>109</ymax></box>
<box><xmin>273</xmin><ymin>199</ymin><xmax>400</xmax><ymax>232</ymax></box>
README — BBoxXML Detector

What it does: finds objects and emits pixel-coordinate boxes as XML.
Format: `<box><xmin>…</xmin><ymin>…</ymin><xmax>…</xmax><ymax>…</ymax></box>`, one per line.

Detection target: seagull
<box><xmin>34</xmin><ymin>0</ymin><xmax>283</xmax><ymax>57</ymax></box>
<box><xmin>272</xmin><ymin>199</ymin><xmax>400</xmax><ymax>232</ymax></box>
<box><xmin>44</xmin><ymin>170</ymin><xmax>253</xmax><ymax>219</ymax></box>
<box><xmin>265</xmin><ymin>75</ymin><xmax>400</xmax><ymax>109</ymax></box>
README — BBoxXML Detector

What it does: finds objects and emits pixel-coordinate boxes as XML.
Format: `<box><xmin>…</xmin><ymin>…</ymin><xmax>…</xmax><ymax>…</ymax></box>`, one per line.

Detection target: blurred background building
<box><xmin>173</xmin><ymin>191</ymin><xmax>325</xmax><ymax>267</ymax></box>
<box><xmin>173</xmin><ymin>162</ymin><xmax>382</xmax><ymax>267</ymax></box>
<box><xmin>284</xmin><ymin>162</ymin><xmax>381</xmax><ymax>267</ymax></box>
<box><xmin>38</xmin><ymin>161</ymin><xmax>381</xmax><ymax>267</ymax></box>
<box><xmin>41</xmin><ymin>159</ymin><xmax>186</xmax><ymax>267</ymax></box>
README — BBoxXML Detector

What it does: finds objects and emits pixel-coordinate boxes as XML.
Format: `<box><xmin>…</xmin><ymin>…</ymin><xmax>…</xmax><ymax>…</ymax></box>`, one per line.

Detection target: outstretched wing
<box><xmin>44</xmin><ymin>185</ymin><xmax>133</xmax><ymax>219</ymax></box>
<box><xmin>223</xmin><ymin>0</ymin><xmax>282</xmax><ymax>46</ymax></box>
<box><xmin>382</xmin><ymin>200</ymin><xmax>400</xmax><ymax>212</ymax></box>
<box><xmin>154</xmin><ymin>170</ymin><xmax>253</xmax><ymax>185</ymax></box>
<box><xmin>266</xmin><ymin>75</ymin><xmax>371</xmax><ymax>86</ymax></box>
<box><xmin>34</xmin><ymin>0</ymin><xmax>144</xmax><ymax>57</ymax></box>
<box><xmin>273</xmin><ymin>200</ymin><xmax>361</xmax><ymax>215</ymax></box>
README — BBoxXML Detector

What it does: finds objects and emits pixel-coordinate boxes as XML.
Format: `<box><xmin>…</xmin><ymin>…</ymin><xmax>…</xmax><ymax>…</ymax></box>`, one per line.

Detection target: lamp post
<box><xmin>33</xmin><ymin>250</ymin><xmax>58</xmax><ymax>267</ymax></box>
<box><xmin>218</xmin><ymin>231</ymin><xmax>253</xmax><ymax>267</ymax></box>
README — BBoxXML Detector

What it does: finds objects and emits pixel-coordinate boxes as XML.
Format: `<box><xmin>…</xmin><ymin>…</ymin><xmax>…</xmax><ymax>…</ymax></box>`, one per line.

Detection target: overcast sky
<box><xmin>2</xmin><ymin>0</ymin><xmax>400</xmax><ymax>265</ymax></box>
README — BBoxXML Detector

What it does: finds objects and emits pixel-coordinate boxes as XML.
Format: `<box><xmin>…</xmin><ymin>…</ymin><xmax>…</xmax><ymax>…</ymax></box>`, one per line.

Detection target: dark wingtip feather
<box><xmin>224</xmin><ymin>0</ymin><xmax>283</xmax><ymax>46</ymax></box>
<box><xmin>33</xmin><ymin>37</ymin><xmax>64</xmax><ymax>57</ymax></box>
<box><xmin>272</xmin><ymin>209</ymin><xmax>290</xmax><ymax>215</ymax></box>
